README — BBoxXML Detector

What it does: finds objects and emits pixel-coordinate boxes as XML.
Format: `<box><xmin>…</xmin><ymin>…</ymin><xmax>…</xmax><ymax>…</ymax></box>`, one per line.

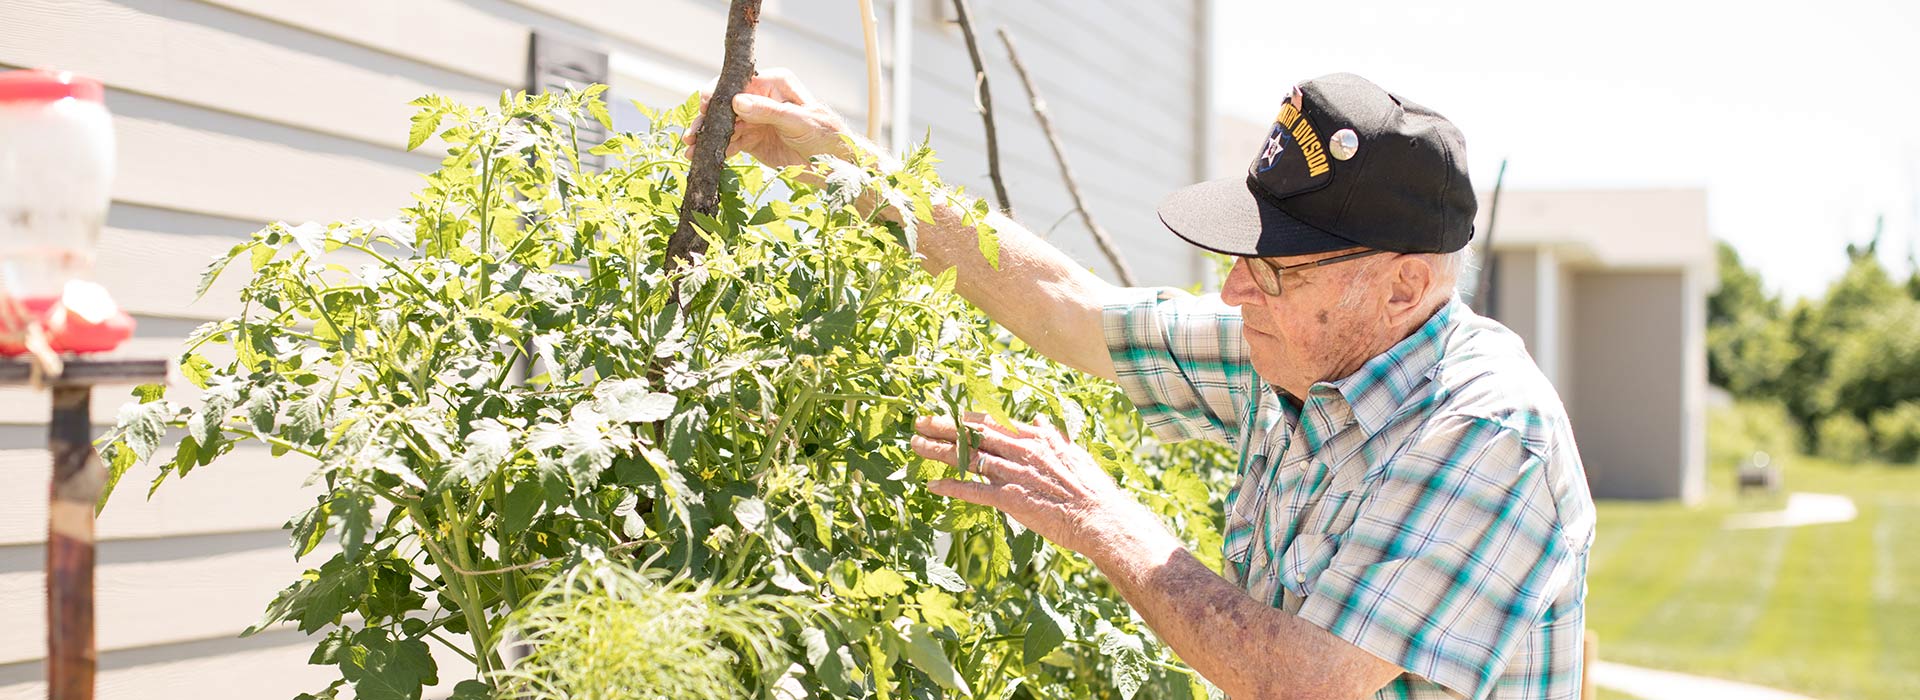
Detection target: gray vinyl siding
<box><xmin>0</xmin><ymin>0</ymin><xmax>1209</xmax><ymax>697</ymax></box>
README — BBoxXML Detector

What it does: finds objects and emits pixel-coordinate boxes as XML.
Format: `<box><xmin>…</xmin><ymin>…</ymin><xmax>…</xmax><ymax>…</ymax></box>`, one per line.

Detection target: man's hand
<box><xmin>910</xmin><ymin>412</ymin><xmax>1162</xmax><ymax>557</ymax></box>
<box><xmin>685</xmin><ymin>68</ymin><xmax>856</xmax><ymax>168</ymax></box>
<box><xmin>913</xmin><ymin>413</ymin><xmax>1407</xmax><ymax>699</ymax></box>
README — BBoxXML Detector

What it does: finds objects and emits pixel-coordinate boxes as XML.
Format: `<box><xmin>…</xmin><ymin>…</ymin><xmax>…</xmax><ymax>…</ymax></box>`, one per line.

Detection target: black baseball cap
<box><xmin>1158</xmin><ymin>73</ymin><xmax>1476</xmax><ymax>258</ymax></box>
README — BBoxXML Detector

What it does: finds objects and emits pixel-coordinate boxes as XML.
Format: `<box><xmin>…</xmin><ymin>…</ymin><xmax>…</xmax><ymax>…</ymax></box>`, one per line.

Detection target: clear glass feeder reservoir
<box><xmin>0</xmin><ymin>70</ymin><xmax>114</xmax><ymax>303</ymax></box>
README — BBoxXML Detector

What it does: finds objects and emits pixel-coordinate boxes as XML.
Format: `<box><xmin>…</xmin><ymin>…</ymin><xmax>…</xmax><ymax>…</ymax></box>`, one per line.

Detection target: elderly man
<box><xmin>694</xmin><ymin>70</ymin><xmax>1595</xmax><ymax>700</ymax></box>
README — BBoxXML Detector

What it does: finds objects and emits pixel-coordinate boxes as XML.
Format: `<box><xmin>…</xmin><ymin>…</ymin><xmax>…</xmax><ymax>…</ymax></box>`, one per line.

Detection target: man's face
<box><xmin>1219</xmin><ymin>250</ymin><xmax>1387</xmax><ymax>396</ymax></box>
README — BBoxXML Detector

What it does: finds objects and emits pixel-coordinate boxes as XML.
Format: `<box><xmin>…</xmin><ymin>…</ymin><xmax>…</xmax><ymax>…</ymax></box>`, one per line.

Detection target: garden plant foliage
<box><xmin>98</xmin><ymin>87</ymin><xmax>1233</xmax><ymax>698</ymax></box>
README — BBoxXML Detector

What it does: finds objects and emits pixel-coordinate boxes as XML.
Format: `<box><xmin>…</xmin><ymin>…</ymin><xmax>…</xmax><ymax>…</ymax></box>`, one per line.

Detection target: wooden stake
<box><xmin>857</xmin><ymin>0</ymin><xmax>882</xmax><ymax>142</ymax></box>
<box><xmin>47</xmin><ymin>385</ymin><xmax>101</xmax><ymax>700</ymax></box>
<box><xmin>947</xmin><ymin>0</ymin><xmax>1013</xmax><ymax>217</ymax></box>
<box><xmin>997</xmin><ymin>27</ymin><xmax>1138</xmax><ymax>287</ymax></box>
<box><xmin>667</xmin><ymin>0</ymin><xmax>765</xmax><ymax>269</ymax></box>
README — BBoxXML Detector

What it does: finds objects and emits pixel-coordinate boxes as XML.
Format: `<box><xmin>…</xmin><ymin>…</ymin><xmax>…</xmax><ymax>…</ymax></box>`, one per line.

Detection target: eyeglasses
<box><xmin>1243</xmin><ymin>249</ymin><xmax>1387</xmax><ymax>297</ymax></box>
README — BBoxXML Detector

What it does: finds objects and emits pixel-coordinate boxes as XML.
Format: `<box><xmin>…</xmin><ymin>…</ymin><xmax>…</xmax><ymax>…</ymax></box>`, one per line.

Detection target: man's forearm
<box><xmin>1083</xmin><ymin>509</ymin><xmax>1397</xmax><ymax>699</ymax></box>
<box><xmin>822</xmin><ymin>136</ymin><xmax>1117</xmax><ymax>379</ymax></box>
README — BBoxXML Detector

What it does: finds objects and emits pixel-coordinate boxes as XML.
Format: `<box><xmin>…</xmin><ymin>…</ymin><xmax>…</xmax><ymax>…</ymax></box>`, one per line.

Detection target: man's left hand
<box><xmin>910</xmin><ymin>412</ymin><xmax>1148</xmax><ymax>557</ymax></box>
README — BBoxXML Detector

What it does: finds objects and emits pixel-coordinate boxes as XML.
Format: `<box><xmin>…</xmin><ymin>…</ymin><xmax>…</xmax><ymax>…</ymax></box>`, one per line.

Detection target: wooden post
<box><xmin>1</xmin><ymin>357</ymin><xmax>169</xmax><ymax>700</ymax></box>
<box><xmin>1581</xmin><ymin>629</ymin><xmax>1598</xmax><ymax>700</ymax></box>
<box><xmin>47</xmin><ymin>385</ymin><xmax>100</xmax><ymax>700</ymax></box>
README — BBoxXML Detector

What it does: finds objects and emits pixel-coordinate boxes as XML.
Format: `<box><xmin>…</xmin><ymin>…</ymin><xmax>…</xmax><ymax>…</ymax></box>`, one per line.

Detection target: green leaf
<box><xmin>922</xmin><ymin>558</ymin><xmax>967</xmax><ymax>593</ymax></box>
<box><xmin>179</xmin><ymin>354</ymin><xmax>215</xmax><ymax>389</ymax></box>
<box><xmin>97</xmin><ymin>441</ymin><xmax>137</xmax><ymax>514</ymax></box>
<box><xmin>976</xmin><ymin>219</ymin><xmax>1001</xmax><ymax>270</ymax></box>
<box><xmin>333</xmin><ymin>489</ymin><xmax>375</xmax><ymax>561</ymax></box>
<box><xmin>732</xmin><ymin>496</ymin><xmax>767</xmax><ymax>532</ymax></box>
<box><xmin>853</xmin><ymin>568</ymin><xmax>908</xmax><ymax>599</ymax></box>
<box><xmin>585</xmin><ymin>96</ymin><xmax>614</xmax><ymax>130</ymax></box>
<box><xmin>115</xmin><ymin>399</ymin><xmax>170</xmax><ymax>462</ymax></box>
<box><xmin>406</xmin><ymin>99</ymin><xmax>443</xmax><ymax>151</ymax></box>
<box><xmin>310</xmin><ymin>626</ymin><xmax>352</xmax><ymax>665</ymax></box>
<box><xmin>250</xmin><ymin>553</ymin><xmax>368</xmax><ymax>635</ymax></box>
<box><xmin>363</xmin><ymin>559</ymin><xmax>427</xmax><ymax>620</ymax></box>
<box><xmin>635</xmin><ymin>439</ymin><xmax>691</xmax><ymax>534</ymax></box>
<box><xmin>897</xmin><ymin>623</ymin><xmax>969</xmax><ymax>694</ymax></box>
<box><xmin>339</xmin><ymin>627</ymin><xmax>437</xmax><ymax>700</ymax></box>
<box><xmin>503</xmin><ymin>479</ymin><xmax>544</xmax><ymax>534</ymax></box>
<box><xmin>447</xmin><ymin>680</ymin><xmax>493</xmax><ymax>700</ymax></box>
<box><xmin>286</xmin><ymin>395</ymin><xmax>327</xmax><ymax>445</ymax></box>
<box><xmin>1022</xmin><ymin>596</ymin><xmax>1070</xmax><ymax>665</ymax></box>
<box><xmin>288</xmin><ymin>499</ymin><xmax>331</xmax><ymax>558</ymax></box>
<box><xmin>132</xmin><ymin>383</ymin><xmax>166</xmax><ymax>403</ymax></box>
<box><xmin>246</xmin><ymin>390</ymin><xmax>278</xmax><ymax>433</ymax></box>
<box><xmin>1097</xmin><ymin>622</ymin><xmax>1150</xmax><ymax>700</ymax></box>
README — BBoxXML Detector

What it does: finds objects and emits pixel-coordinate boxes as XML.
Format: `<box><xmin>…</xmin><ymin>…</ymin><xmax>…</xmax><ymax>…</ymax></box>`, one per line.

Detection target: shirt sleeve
<box><xmin>1296</xmin><ymin>414</ymin><xmax>1581</xmax><ymax>700</ymax></box>
<box><xmin>1101</xmin><ymin>287</ymin><xmax>1258</xmax><ymax>447</ymax></box>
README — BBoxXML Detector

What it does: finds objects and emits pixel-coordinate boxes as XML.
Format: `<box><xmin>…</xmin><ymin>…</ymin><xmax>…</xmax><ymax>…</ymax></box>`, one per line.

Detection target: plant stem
<box><xmin>341</xmin><ymin>242</ymin><xmax>431</xmax><ymax>293</ymax></box>
<box><xmin>753</xmin><ymin>379</ymin><xmax>819</xmax><ymax>479</ymax></box>
<box><xmin>422</xmin><ymin>493</ymin><xmax>497</xmax><ymax>676</ymax></box>
<box><xmin>477</xmin><ymin>137</ymin><xmax>498</xmax><ymax>303</ymax></box>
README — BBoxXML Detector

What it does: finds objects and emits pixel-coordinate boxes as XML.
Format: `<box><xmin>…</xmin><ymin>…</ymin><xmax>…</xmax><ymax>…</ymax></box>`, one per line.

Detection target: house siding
<box><xmin>0</xmin><ymin>1</ymin><xmax>1208</xmax><ymax>697</ymax></box>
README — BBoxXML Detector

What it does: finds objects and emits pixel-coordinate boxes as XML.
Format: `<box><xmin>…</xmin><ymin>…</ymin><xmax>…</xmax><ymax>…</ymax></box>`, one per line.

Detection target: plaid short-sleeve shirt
<box><xmin>1104</xmin><ymin>289</ymin><xmax>1596</xmax><ymax>700</ymax></box>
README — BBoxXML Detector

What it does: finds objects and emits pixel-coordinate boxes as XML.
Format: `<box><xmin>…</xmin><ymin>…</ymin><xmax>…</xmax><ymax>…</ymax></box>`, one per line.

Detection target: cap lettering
<box><xmin>1289</xmin><ymin>118</ymin><xmax>1329</xmax><ymax>177</ymax></box>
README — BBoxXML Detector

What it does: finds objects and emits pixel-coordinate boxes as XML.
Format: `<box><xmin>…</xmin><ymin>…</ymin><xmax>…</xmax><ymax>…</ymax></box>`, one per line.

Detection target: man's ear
<box><xmin>1386</xmin><ymin>256</ymin><xmax>1433</xmax><ymax>317</ymax></box>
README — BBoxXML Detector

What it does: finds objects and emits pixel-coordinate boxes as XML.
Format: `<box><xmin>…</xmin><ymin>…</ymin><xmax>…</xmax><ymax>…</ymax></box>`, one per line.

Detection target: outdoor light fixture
<box><xmin>0</xmin><ymin>68</ymin><xmax>133</xmax><ymax>359</ymax></box>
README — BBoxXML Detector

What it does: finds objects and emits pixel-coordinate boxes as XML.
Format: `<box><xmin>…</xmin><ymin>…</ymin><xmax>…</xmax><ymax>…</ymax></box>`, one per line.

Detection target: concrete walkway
<box><xmin>1595</xmin><ymin>661</ymin><xmax>1819</xmax><ymax>700</ymax></box>
<box><xmin>1723</xmin><ymin>492</ymin><xmax>1858</xmax><ymax>530</ymax></box>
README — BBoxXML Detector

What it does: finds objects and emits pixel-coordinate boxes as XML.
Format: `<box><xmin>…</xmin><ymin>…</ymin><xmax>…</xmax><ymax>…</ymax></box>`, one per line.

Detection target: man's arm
<box><xmin>911</xmin><ymin>416</ymin><xmax>1406</xmax><ymax>699</ymax></box>
<box><xmin>690</xmin><ymin>69</ymin><xmax>1120</xmax><ymax>380</ymax></box>
<box><xmin>1087</xmin><ymin>508</ymin><xmax>1405</xmax><ymax>699</ymax></box>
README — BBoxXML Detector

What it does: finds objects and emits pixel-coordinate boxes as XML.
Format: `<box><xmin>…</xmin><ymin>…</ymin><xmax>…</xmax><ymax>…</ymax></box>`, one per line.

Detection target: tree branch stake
<box><xmin>998</xmin><ymin>28</ymin><xmax>1138</xmax><ymax>286</ymax></box>
<box><xmin>948</xmin><ymin>0</ymin><xmax>1013</xmax><ymax>216</ymax></box>
<box><xmin>668</xmin><ymin>0</ymin><xmax>765</xmax><ymax>269</ymax></box>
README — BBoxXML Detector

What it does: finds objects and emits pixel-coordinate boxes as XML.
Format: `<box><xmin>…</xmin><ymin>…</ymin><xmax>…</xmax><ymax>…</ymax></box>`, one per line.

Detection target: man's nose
<box><xmin>1219</xmin><ymin>258</ymin><xmax>1261</xmax><ymax>308</ymax></box>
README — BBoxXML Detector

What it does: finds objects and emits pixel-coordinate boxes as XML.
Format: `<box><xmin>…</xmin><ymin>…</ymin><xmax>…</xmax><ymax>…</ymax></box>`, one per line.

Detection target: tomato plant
<box><xmin>99</xmin><ymin>88</ymin><xmax>1232</xmax><ymax>699</ymax></box>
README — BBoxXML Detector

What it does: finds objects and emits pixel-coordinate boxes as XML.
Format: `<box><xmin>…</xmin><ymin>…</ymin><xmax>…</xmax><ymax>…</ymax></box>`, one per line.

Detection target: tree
<box><xmin>1706</xmin><ymin>241</ymin><xmax>1793</xmax><ymax>396</ymax></box>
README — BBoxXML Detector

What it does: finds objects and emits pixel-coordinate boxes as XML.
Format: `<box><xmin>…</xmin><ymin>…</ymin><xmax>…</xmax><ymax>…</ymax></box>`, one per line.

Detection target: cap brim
<box><xmin>1156</xmin><ymin>177</ymin><xmax>1363</xmax><ymax>257</ymax></box>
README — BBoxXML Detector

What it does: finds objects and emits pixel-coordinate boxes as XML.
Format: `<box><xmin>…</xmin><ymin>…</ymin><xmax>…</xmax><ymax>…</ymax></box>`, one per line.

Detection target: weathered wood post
<box><xmin>2</xmin><ymin>358</ymin><xmax>169</xmax><ymax>700</ymax></box>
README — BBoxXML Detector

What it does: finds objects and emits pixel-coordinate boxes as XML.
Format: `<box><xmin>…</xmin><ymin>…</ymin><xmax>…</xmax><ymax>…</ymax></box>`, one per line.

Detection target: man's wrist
<box><xmin>1079</xmin><ymin>500</ymin><xmax>1186</xmax><ymax>581</ymax></box>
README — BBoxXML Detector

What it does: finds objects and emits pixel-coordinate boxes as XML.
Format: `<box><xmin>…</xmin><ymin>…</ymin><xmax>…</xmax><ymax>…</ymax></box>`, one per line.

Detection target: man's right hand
<box><xmin>685</xmin><ymin>68</ymin><xmax>856</xmax><ymax>169</ymax></box>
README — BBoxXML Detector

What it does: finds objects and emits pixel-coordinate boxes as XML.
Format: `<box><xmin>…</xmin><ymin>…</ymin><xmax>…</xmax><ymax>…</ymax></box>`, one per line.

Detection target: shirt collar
<box><xmin>1319</xmin><ymin>297</ymin><xmax>1461</xmax><ymax>437</ymax></box>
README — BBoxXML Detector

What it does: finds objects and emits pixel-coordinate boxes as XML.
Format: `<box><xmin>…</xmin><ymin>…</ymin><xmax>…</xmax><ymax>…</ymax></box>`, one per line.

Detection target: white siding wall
<box><xmin>0</xmin><ymin>1</ymin><xmax>1208</xmax><ymax>697</ymax></box>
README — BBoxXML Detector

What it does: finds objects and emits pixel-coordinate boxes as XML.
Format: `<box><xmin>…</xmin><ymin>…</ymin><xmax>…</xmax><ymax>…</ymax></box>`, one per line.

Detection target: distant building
<box><xmin>0</xmin><ymin>1</ymin><xmax>1210</xmax><ymax>697</ymax></box>
<box><xmin>1481</xmin><ymin>189</ymin><xmax>1714</xmax><ymax>503</ymax></box>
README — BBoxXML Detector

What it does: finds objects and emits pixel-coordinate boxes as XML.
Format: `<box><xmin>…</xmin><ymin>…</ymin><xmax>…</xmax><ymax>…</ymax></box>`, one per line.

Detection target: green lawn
<box><xmin>1585</xmin><ymin>423</ymin><xmax>1920</xmax><ymax>700</ymax></box>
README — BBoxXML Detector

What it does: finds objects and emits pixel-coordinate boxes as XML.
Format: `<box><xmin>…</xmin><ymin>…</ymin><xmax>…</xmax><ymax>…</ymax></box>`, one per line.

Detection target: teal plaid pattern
<box><xmin>1103</xmin><ymin>288</ymin><xmax>1595</xmax><ymax>700</ymax></box>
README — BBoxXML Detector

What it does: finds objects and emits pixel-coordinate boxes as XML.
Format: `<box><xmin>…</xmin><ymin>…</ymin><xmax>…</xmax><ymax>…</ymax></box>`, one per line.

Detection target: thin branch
<box><xmin>667</xmin><ymin>0</ymin><xmax>765</xmax><ymax>270</ymax></box>
<box><xmin>997</xmin><ymin>28</ymin><xmax>1138</xmax><ymax>286</ymax></box>
<box><xmin>948</xmin><ymin>0</ymin><xmax>1014</xmax><ymax>216</ymax></box>
<box><xmin>435</xmin><ymin>538</ymin><xmax>663</xmax><ymax>577</ymax></box>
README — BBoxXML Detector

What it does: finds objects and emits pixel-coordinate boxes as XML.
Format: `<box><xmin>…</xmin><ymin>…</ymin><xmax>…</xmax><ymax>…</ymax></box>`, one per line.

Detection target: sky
<box><xmin>1212</xmin><ymin>0</ymin><xmax>1920</xmax><ymax>299</ymax></box>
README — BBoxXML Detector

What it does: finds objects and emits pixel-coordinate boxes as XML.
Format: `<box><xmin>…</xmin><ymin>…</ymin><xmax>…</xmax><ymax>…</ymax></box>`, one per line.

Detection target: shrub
<box><xmin>1707</xmin><ymin>399</ymin><xmax>1800</xmax><ymax>473</ymax></box>
<box><xmin>1869</xmin><ymin>401</ymin><xmax>1920</xmax><ymax>464</ymax></box>
<box><xmin>1814</xmin><ymin>412</ymin><xmax>1872</xmax><ymax>463</ymax></box>
<box><xmin>97</xmin><ymin>89</ymin><xmax>1232</xmax><ymax>699</ymax></box>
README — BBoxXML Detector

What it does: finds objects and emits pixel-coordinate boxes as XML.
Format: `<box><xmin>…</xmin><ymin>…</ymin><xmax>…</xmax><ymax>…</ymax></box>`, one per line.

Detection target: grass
<box><xmin>1584</xmin><ymin>403</ymin><xmax>1920</xmax><ymax>700</ymax></box>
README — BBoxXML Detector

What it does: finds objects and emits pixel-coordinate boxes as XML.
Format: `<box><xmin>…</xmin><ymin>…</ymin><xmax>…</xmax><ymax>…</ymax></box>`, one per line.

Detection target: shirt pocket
<box><xmin>1279</xmin><ymin>531</ymin><xmax>1341</xmax><ymax>600</ymax></box>
<box><xmin>1307</xmin><ymin>489</ymin><xmax>1362</xmax><ymax>535</ymax></box>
